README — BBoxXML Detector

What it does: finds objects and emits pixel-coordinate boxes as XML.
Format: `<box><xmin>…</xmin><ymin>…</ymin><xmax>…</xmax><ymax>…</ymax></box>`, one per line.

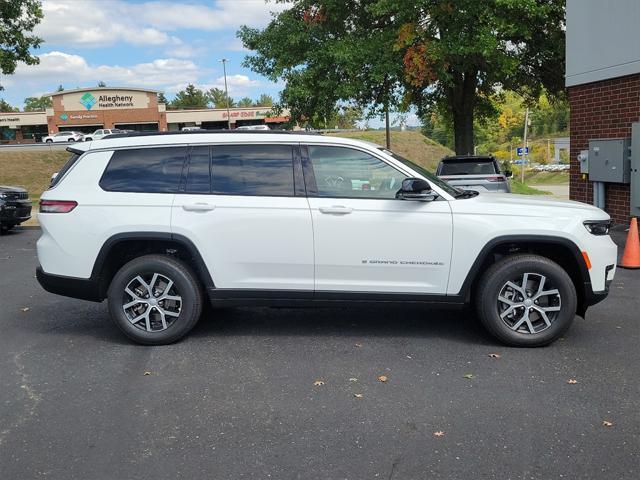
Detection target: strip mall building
<box><xmin>0</xmin><ymin>86</ymin><xmax>289</xmax><ymax>143</ymax></box>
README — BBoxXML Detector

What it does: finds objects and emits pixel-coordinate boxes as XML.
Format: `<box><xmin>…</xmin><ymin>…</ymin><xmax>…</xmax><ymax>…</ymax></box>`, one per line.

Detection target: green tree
<box><xmin>0</xmin><ymin>0</ymin><xmax>43</xmax><ymax>90</ymax></box>
<box><xmin>207</xmin><ymin>88</ymin><xmax>236</xmax><ymax>109</ymax></box>
<box><xmin>56</xmin><ymin>84</ymin><xmax>64</xmax><ymax>92</ymax></box>
<box><xmin>0</xmin><ymin>98</ymin><xmax>18</xmax><ymax>112</ymax></box>
<box><xmin>97</xmin><ymin>80</ymin><xmax>107</xmax><ymax>87</ymax></box>
<box><xmin>157</xmin><ymin>92</ymin><xmax>168</xmax><ymax>104</ymax></box>
<box><xmin>169</xmin><ymin>84</ymin><xmax>209</xmax><ymax>109</ymax></box>
<box><xmin>23</xmin><ymin>95</ymin><xmax>52</xmax><ymax>111</ymax></box>
<box><xmin>239</xmin><ymin>2</ymin><xmax>404</xmax><ymax>141</ymax></box>
<box><xmin>239</xmin><ymin>0</ymin><xmax>564</xmax><ymax>154</ymax></box>
<box><xmin>255</xmin><ymin>94</ymin><xmax>274</xmax><ymax>107</ymax></box>
<box><xmin>237</xmin><ymin>97</ymin><xmax>254</xmax><ymax>107</ymax></box>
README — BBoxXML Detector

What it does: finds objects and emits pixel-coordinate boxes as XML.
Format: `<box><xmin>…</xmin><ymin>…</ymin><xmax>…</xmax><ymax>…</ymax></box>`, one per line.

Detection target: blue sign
<box><xmin>516</xmin><ymin>147</ymin><xmax>529</xmax><ymax>156</ymax></box>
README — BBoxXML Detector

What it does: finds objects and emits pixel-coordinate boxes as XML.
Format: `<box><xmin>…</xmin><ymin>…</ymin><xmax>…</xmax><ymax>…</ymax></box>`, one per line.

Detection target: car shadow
<box><xmin>190</xmin><ymin>304</ymin><xmax>495</xmax><ymax>346</ymax></box>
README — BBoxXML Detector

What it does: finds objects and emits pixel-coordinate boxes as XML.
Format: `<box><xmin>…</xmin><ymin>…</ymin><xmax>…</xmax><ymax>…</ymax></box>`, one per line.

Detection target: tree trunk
<box><xmin>449</xmin><ymin>70</ymin><xmax>477</xmax><ymax>155</ymax></box>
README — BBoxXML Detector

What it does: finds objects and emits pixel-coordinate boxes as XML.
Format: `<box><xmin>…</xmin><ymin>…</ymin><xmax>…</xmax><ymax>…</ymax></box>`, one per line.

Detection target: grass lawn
<box><xmin>524</xmin><ymin>170</ymin><xmax>569</xmax><ymax>185</ymax></box>
<box><xmin>0</xmin><ymin>150</ymin><xmax>70</xmax><ymax>200</ymax></box>
<box><xmin>510</xmin><ymin>179</ymin><xmax>552</xmax><ymax>195</ymax></box>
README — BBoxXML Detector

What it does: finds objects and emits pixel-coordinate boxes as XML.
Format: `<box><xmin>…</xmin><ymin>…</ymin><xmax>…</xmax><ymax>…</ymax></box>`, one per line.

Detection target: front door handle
<box><xmin>183</xmin><ymin>202</ymin><xmax>216</xmax><ymax>212</ymax></box>
<box><xmin>318</xmin><ymin>205</ymin><xmax>353</xmax><ymax>215</ymax></box>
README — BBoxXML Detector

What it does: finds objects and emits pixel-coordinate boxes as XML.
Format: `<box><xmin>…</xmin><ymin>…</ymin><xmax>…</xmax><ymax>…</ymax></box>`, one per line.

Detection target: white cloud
<box><xmin>14</xmin><ymin>51</ymin><xmax>206</xmax><ymax>91</ymax></box>
<box><xmin>37</xmin><ymin>0</ymin><xmax>289</xmax><ymax>47</ymax></box>
<box><xmin>166</xmin><ymin>74</ymin><xmax>261</xmax><ymax>96</ymax></box>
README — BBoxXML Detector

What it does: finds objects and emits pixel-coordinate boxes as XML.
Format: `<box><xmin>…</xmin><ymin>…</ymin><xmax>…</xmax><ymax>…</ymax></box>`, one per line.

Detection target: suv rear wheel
<box><xmin>475</xmin><ymin>254</ymin><xmax>577</xmax><ymax>347</ymax></box>
<box><xmin>107</xmin><ymin>255</ymin><xmax>203</xmax><ymax>345</ymax></box>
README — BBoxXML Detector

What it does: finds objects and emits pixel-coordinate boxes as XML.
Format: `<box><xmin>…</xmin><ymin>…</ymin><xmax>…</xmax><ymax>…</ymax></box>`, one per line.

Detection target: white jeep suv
<box><xmin>36</xmin><ymin>132</ymin><xmax>617</xmax><ymax>346</ymax></box>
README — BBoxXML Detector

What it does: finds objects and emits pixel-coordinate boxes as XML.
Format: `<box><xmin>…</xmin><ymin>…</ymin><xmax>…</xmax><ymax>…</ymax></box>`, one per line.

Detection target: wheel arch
<box><xmin>92</xmin><ymin>232</ymin><xmax>214</xmax><ymax>300</ymax></box>
<box><xmin>458</xmin><ymin>235</ymin><xmax>591</xmax><ymax>316</ymax></box>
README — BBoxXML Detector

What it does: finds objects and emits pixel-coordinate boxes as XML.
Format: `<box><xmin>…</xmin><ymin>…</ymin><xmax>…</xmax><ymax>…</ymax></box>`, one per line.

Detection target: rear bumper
<box><xmin>36</xmin><ymin>266</ymin><xmax>102</xmax><ymax>302</ymax></box>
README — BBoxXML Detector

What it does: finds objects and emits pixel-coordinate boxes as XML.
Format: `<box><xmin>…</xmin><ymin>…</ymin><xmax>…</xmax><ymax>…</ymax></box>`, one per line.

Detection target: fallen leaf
<box><xmin>20</xmin><ymin>307</ymin><xmax>29</xmax><ymax>312</ymax></box>
<box><xmin>463</xmin><ymin>374</ymin><xmax>474</xmax><ymax>379</ymax></box>
<box><xmin>143</xmin><ymin>371</ymin><xmax>152</xmax><ymax>376</ymax></box>
<box><xmin>433</xmin><ymin>431</ymin><xmax>445</xmax><ymax>437</ymax></box>
<box><xmin>354</xmin><ymin>393</ymin><xmax>364</xmax><ymax>399</ymax></box>
<box><xmin>378</xmin><ymin>375</ymin><xmax>388</xmax><ymax>383</ymax></box>
<box><xmin>313</xmin><ymin>380</ymin><xmax>325</xmax><ymax>386</ymax></box>
<box><xmin>567</xmin><ymin>379</ymin><xmax>578</xmax><ymax>384</ymax></box>
<box><xmin>354</xmin><ymin>343</ymin><xmax>363</xmax><ymax>348</ymax></box>
<box><xmin>488</xmin><ymin>353</ymin><xmax>501</xmax><ymax>358</ymax></box>
<box><xmin>602</xmin><ymin>420</ymin><xmax>613</xmax><ymax>427</ymax></box>
<box><xmin>349</xmin><ymin>377</ymin><xmax>358</xmax><ymax>382</ymax></box>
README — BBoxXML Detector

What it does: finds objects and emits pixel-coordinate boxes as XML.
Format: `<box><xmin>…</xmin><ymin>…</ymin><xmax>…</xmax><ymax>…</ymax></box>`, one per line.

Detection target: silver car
<box><xmin>436</xmin><ymin>155</ymin><xmax>512</xmax><ymax>193</ymax></box>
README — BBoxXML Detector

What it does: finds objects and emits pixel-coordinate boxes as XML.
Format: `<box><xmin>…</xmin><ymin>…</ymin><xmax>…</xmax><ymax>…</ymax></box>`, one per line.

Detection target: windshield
<box><xmin>379</xmin><ymin>148</ymin><xmax>463</xmax><ymax>197</ymax></box>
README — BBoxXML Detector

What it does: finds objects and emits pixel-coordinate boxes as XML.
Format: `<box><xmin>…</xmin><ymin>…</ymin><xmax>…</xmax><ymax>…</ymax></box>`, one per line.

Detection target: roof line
<box><xmin>44</xmin><ymin>86</ymin><xmax>161</xmax><ymax>97</ymax></box>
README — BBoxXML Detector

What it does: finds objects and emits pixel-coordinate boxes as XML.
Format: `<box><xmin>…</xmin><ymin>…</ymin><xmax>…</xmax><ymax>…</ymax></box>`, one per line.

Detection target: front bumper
<box><xmin>0</xmin><ymin>201</ymin><xmax>32</xmax><ymax>224</ymax></box>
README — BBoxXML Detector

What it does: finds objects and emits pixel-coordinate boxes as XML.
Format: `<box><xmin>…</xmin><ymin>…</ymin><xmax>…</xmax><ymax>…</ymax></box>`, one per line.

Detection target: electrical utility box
<box><xmin>578</xmin><ymin>150</ymin><xmax>589</xmax><ymax>174</ymax></box>
<box><xmin>588</xmin><ymin>138</ymin><xmax>631</xmax><ymax>183</ymax></box>
<box><xmin>631</xmin><ymin>123</ymin><xmax>640</xmax><ymax>217</ymax></box>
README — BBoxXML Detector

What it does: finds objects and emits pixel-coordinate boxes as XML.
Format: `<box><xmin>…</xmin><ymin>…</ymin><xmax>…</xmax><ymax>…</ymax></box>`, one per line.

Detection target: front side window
<box><xmin>100</xmin><ymin>147</ymin><xmax>186</xmax><ymax>193</ymax></box>
<box><xmin>308</xmin><ymin>146</ymin><xmax>406</xmax><ymax>199</ymax></box>
<box><xmin>210</xmin><ymin>144</ymin><xmax>294</xmax><ymax>196</ymax></box>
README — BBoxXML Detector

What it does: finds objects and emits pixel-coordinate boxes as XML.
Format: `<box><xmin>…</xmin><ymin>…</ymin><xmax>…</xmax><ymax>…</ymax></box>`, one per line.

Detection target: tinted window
<box><xmin>308</xmin><ymin>146</ymin><xmax>406</xmax><ymax>199</ymax></box>
<box><xmin>439</xmin><ymin>160</ymin><xmax>497</xmax><ymax>175</ymax></box>
<box><xmin>100</xmin><ymin>147</ymin><xmax>186</xmax><ymax>193</ymax></box>
<box><xmin>211</xmin><ymin>144</ymin><xmax>294</xmax><ymax>196</ymax></box>
<box><xmin>186</xmin><ymin>146</ymin><xmax>211</xmax><ymax>193</ymax></box>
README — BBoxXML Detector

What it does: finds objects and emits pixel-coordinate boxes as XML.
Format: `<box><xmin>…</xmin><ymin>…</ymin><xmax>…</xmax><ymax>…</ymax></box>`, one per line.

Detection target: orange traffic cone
<box><xmin>620</xmin><ymin>217</ymin><xmax>640</xmax><ymax>269</ymax></box>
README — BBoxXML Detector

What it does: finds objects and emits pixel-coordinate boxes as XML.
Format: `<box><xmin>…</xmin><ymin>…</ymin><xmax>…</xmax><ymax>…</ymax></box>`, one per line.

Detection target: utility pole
<box><xmin>521</xmin><ymin>107</ymin><xmax>529</xmax><ymax>183</ymax></box>
<box><xmin>220</xmin><ymin>58</ymin><xmax>231</xmax><ymax>130</ymax></box>
<box><xmin>547</xmin><ymin>138</ymin><xmax>551</xmax><ymax>164</ymax></box>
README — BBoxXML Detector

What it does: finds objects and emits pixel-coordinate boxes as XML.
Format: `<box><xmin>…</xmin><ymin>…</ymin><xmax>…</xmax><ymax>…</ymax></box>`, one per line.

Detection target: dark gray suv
<box><xmin>436</xmin><ymin>155</ymin><xmax>512</xmax><ymax>193</ymax></box>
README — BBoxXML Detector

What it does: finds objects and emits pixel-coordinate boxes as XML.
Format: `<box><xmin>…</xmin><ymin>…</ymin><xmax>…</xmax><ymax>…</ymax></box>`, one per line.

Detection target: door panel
<box><xmin>305</xmin><ymin>145</ymin><xmax>453</xmax><ymax>294</ymax></box>
<box><xmin>171</xmin><ymin>144</ymin><xmax>314</xmax><ymax>290</ymax></box>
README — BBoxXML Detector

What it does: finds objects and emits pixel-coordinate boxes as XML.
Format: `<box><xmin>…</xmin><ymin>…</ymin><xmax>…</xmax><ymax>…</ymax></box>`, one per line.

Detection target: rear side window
<box><xmin>186</xmin><ymin>146</ymin><xmax>211</xmax><ymax>194</ymax></box>
<box><xmin>439</xmin><ymin>160</ymin><xmax>497</xmax><ymax>175</ymax></box>
<box><xmin>210</xmin><ymin>144</ymin><xmax>294</xmax><ymax>196</ymax></box>
<box><xmin>100</xmin><ymin>147</ymin><xmax>186</xmax><ymax>193</ymax></box>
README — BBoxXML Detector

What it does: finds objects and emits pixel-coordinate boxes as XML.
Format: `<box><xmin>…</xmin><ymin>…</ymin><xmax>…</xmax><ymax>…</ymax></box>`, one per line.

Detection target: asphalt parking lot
<box><xmin>1</xmin><ymin>227</ymin><xmax>638</xmax><ymax>479</ymax></box>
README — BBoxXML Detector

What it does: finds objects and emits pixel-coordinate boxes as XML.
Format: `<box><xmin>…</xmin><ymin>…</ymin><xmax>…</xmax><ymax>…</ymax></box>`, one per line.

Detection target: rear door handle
<box><xmin>183</xmin><ymin>202</ymin><xmax>216</xmax><ymax>212</ymax></box>
<box><xmin>318</xmin><ymin>205</ymin><xmax>353</xmax><ymax>215</ymax></box>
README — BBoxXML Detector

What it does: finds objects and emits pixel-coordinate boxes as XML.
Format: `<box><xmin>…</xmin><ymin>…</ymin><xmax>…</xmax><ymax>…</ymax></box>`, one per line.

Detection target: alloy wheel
<box><xmin>122</xmin><ymin>273</ymin><xmax>182</xmax><ymax>332</ymax></box>
<box><xmin>497</xmin><ymin>272</ymin><xmax>561</xmax><ymax>334</ymax></box>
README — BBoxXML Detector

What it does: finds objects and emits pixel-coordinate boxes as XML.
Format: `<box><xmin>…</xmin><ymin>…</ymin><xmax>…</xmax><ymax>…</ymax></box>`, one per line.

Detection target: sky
<box><xmin>1</xmin><ymin>0</ymin><xmax>289</xmax><ymax>108</ymax></box>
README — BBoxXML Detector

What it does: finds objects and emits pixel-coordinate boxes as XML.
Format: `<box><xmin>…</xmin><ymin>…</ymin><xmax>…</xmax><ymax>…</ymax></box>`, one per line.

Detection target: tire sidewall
<box><xmin>478</xmin><ymin>257</ymin><xmax>577</xmax><ymax>347</ymax></box>
<box><xmin>108</xmin><ymin>255</ymin><xmax>202</xmax><ymax>345</ymax></box>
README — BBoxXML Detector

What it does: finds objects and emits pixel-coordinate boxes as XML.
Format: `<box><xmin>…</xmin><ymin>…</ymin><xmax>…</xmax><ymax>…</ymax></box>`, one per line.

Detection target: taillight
<box><xmin>486</xmin><ymin>176</ymin><xmax>505</xmax><ymax>182</ymax></box>
<box><xmin>39</xmin><ymin>200</ymin><xmax>78</xmax><ymax>213</ymax></box>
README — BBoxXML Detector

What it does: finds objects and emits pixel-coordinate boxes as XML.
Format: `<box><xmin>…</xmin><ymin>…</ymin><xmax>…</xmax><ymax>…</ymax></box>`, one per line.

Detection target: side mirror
<box><xmin>505</xmin><ymin>170</ymin><xmax>513</xmax><ymax>178</ymax></box>
<box><xmin>396</xmin><ymin>177</ymin><xmax>438</xmax><ymax>202</ymax></box>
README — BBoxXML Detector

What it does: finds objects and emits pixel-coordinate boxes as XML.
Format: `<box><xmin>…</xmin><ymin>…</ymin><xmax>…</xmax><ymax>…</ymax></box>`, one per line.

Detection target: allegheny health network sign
<box><xmin>60</xmin><ymin>89</ymin><xmax>151</xmax><ymax>111</ymax></box>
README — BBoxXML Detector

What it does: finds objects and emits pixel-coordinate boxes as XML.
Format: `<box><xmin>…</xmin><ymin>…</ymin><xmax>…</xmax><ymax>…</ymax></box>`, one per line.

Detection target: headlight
<box><xmin>583</xmin><ymin>220</ymin><xmax>611</xmax><ymax>235</ymax></box>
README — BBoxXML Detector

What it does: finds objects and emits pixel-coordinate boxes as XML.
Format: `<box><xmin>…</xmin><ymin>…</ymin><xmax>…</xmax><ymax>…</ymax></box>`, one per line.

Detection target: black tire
<box><xmin>45</xmin><ymin>139</ymin><xmax>52</xmax><ymax>143</ymax></box>
<box><xmin>84</xmin><ymin>137</ymin><xmax>92</xmax><ymax>141</ymax></box>
<box><xmin>68</xmin><ymin>138</ymin><xmax>75</xmax><ymax>142</ymax></box>
<box><xmin>475</xmin><ymin>254</ymin><xmax>577</xmax><ymax>347</ymax></box>
<box><xmin>0</xmin><ymin>223</ymin><xmax>12</xmax><ymax>234</ymax></box>
<box><xmin>107</xmin><ymin>255</ymin><xmax>203</xmax><ymax>345</ymax></box>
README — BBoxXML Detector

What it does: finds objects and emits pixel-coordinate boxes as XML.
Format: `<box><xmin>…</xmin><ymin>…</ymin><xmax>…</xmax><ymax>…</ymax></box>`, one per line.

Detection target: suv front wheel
<box><xmin>475</xmin><ymin>254</ymin><xmax>577</xmax><ymax>347</ymax></box>
<box><xmin>107</xmin><ymin>255</ymin><xmax>203</xmax><ymax>345</ymax></box>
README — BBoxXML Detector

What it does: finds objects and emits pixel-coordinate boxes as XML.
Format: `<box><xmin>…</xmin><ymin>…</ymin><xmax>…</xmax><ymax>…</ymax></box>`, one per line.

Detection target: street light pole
<box><xmin>521</xmin><ymin>107</ymin><xmax>529</xmax><ymax>184</ymax></box>
<box><xmin>220</xmin><ymin>58</ymin><xmax>231</xmax><ymax>130</ymax></box>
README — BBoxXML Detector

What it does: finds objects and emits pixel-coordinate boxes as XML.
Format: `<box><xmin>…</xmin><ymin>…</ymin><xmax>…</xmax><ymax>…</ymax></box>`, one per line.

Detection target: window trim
<box><xmin>178</xmin><ymin>143</ymin><xmax>301</xmax><ymax>198</ymax></box>
<box><xmin>301</xmin><ymin>143</ymin><xmax>412</xmax><ymax>201</ymax></box>
<box><xmin>98</xmin><ymin>145</ymin><xmax>188</xmax><ymax>194</ymax></box>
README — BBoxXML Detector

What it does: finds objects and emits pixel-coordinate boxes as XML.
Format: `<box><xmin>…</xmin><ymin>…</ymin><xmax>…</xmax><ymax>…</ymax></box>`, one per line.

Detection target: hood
<box><xmin>455</xmin><ymin>192</ymin><xmax>609</xmax><ymax>220</ymax></box>
<box><xmin>0</xmin><ymin>185</ymin><xmax>27</xmax><ymax>193</ymax></box>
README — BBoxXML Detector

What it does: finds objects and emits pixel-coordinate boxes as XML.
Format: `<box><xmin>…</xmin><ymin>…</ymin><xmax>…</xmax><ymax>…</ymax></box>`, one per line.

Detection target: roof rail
<box><xmin>104</xmin><ymin>130</ymin><xmax>322</xmax><ymax>139</ymax></box>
